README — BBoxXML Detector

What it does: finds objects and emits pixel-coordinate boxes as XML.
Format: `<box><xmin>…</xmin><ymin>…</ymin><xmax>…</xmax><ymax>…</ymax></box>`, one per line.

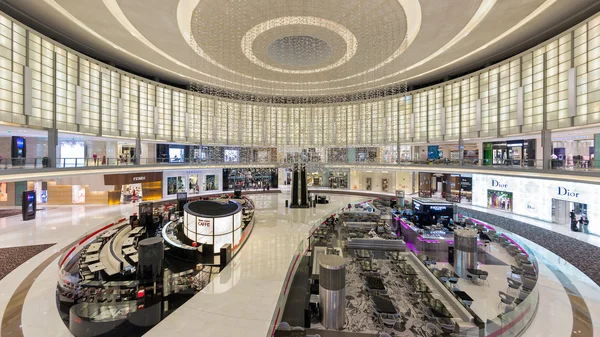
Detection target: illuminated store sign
<box><xmin>491</xmin><ymin>180</ymin><xmax>507</xmax><ymax>188</ymax></box>
<box><xmin>557</xmin><ymin>187</ymin><xmax>579</xmax><ymax>198</ymax></box>
<box><xmin>197</xmin><ymin>218</ymin><xmax>211</xmax><ymax>227</ymax></box>
<box><xmin>430</xmin><ymin>206</ymin><xmax>447</xmax><ymax>211</ymax></box>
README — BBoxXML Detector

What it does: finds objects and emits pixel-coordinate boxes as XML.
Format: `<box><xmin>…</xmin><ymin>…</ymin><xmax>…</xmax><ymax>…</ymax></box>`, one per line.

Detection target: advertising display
<box><xmin>188</xmin><ymin>175</ymin><xmax>200</xmax><ymax>193</ymax></box>
<box><xmin>204</xmin><ymin>175</ymin><xmax>218</xmax><ymax>191</ymax></box>
<box><xmin>487</xmin><ymin>190</ymin><xmax>513</xmax><ymax>211</ymax></box>
<box><xmin>120</xmin><ymin>183</ymin><xmax>142</xmax><ymax>204</ymax></box>
<box><xmin>472</xmin><ymin>174</ymin><xmax>600</xmax><ymax>235</ymax></box>
<box><xmin>167</xmin><ymin>176</ymin><xmax>185</xmax><ymax>195</ymax></box>
<box><xmin>60</xmin><ymin>141</ymin><xmax>85</xmax><ymax>167</ymax></box>
<box><xmin>169</xmin><ymin>147</ymin><xmax>185</xmax><ymax>163</ymax></box>
<box><xmin>71</xmin><ymin>185</ymin><xmax>86</xmax><ymax>203</ymax></box>
<box><xmin>427</xmin><ymin>145</ymin><xmax>439</xmax><ymax>159</ymax></box>
<box><xmin>0</xmin><ymin>182</ymin><xmax>7</xmax><ymax>202</ymax></box>
<box><xmin>21</xmin><ymin>190</ymin><xmax>36</xmax><ymax>220</ymax></box>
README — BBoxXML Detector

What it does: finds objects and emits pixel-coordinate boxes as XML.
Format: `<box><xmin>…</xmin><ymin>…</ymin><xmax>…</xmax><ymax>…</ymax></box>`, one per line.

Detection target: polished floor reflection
<box><xmin>145</xmin><ymin>192</ymin><xmax>365</xmax><ymax>337</ymax></box>
<box><xmin>0</xmin><ymin>191</ymin><xmax>599</xmax><ymax>337</ymax></box>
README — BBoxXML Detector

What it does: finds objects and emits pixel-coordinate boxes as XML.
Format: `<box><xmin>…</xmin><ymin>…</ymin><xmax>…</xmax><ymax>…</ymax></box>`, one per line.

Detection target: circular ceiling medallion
<box><xmin>241</xmin><ymin>16</ymin><xmax>358</xmax><ymax>74</ymax></box>
<box><xmin>267</xmin><ymin>35</ymin><xmax>333</xmax><ymax>68</ymax></box>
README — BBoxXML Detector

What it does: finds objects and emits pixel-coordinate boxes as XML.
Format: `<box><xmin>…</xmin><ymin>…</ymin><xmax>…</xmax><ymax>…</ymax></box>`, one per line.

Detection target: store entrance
<box><xmin>552</xmin><ymin>199</ymin><xmax>588</xmax><ymax>226</ymax></box>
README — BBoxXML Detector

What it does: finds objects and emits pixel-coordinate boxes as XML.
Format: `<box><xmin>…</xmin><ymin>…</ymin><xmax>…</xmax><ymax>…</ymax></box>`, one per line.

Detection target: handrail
<box><xmin>2</xmin><ymin>157</ymin><xmax>598</xmax><ymax>172</ymax></box>
<box><xmin>467</xmin><ymin>219</ymin><xmax>541</xmax><ymax>337</ymax></box>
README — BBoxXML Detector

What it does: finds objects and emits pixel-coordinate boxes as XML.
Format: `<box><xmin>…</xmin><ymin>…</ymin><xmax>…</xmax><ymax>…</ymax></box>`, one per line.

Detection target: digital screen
<box><xmin>169</xmin><ymin>147</ymin><xmax>185</xmax><ymax>163</ymax></box>
<box><xmin>427</xmin><ymin>145</ymin><xmax>439</xmax><ymax>159</ymax></box>
<box><xmin>15</xmin><ymin>138</ymin><xmax>24</xmax><ymax>149</ymax></box>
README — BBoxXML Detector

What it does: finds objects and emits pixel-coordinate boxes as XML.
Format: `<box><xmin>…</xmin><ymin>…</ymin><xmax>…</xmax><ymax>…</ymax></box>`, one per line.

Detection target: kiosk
<box><xmin>412</xmin><ymin>198</ymin><xmax>454</xmax><ymax>226</ymax></box>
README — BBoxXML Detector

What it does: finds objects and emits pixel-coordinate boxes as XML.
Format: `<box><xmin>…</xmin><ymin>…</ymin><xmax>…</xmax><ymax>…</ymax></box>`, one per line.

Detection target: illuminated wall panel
<box><xmin>100</xmin><ymin>69</ymin><xmax>120</xmax><ymax>137</ymax></box>
<box><xmin>427</xmin><ymin>88</ymin><xmax>442</xmax><ymax>141</ymax></box>
<box><xmin>0</xmin><ymin>10</ymin><xmax>598</xmax><ymax>152</ymax></box>
<box><xmin>585</xmin><ymin>16</ymin><xmax>600</xmax><ymax>124</ymax></box>
<box><xmin>172</xmin><ymin>90</ymin><xmax>186</xmax><ymax>142</ymax></box>
<box><xmin>120</xmin><ymin>75</ymin><xmax>138</xmax><ymax>138</ymax></box>
<box><xmin>139</xmin><ymin>81</ymin><xmax>156</xmax><ymax>140</ymax></box>
<box><xmin>54</xmin><ymin>47</ymin><xmax>76</xmax><ymax>131</ymax></box>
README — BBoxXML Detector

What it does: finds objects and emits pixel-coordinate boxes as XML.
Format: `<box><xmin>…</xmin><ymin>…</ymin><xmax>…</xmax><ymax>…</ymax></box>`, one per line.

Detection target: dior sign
<box><xmin>491</xmin><ymin>180</ymin><xmax>507</xmax><ymax>188</ymax></box>
<box><xmin>557</xmin><ymin>187</ymin><xmax>579</xmax><ymax>198</ymax></box>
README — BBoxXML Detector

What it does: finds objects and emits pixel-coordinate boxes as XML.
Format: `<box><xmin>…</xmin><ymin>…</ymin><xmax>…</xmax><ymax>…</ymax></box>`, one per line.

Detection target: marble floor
<box><xmin>0</xmin><ymin>204</ymin><xmax>137</xmax><ymax>337</ymax></box>
<box><xmin>0</xmin><ymin>191</ymin><xmax>599</xmax><ymax>337</ymax></box>
<box><xmin>433</xmin><ymin>243</ymin><xmax>517</xmax><ymax>322</ymax></box>
<box><xmin>144</xmin><ymin>192</ymin><xmax>366</xmax><ymax>337</ymax></box>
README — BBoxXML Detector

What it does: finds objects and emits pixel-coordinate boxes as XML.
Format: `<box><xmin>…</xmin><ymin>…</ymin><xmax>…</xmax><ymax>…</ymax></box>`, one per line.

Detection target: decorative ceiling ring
<box><xmin>239</xmin><ymin>16</ymin><xmax>357</xmax><ymax>74</ymax></box>
<box><xmin>177</xmin><ymin>0</ymin><xmax>417</xmax><ymax>86</ymax></box>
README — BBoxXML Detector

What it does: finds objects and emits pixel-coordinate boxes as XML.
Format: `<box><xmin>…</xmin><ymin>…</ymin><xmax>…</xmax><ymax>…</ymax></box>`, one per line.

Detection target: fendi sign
<box><xmin>104</xmin><ymin>172</ymin><xmax>163</xmax><ymax>185</ymax></box>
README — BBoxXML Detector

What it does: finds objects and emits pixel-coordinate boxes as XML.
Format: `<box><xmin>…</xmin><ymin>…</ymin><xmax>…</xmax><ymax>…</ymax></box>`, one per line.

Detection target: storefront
<box><xmin>412</xmin><ymin>198</ymin><xmax>454</xmax><ymax>227</ymax></box>
<box><xmin>163</xmin><ymin>169</ymin><xmax>222</xmax><ymax>198</ymax></box>
<box><xmin>104</xmin><ymin>172</ymin><xmax>163</xmax><ymax>205</ymax></box>
<box><xmin>552</xmin><ymin>135</ymin><xmax>594</xmax><ymax>168</ymax></box>
<box><xmin>327</xmin><ymin>170</ymin><xmax>349</xmax><ymax>189</ymax></box>
<box><xmin>222</xmin><ymin>168</ymin><xmax>277</xmax><ymax>190</ymax></box>
<box><xmin>483</xmin><ymin>140</ymin><xmax>536</xmax><ymax>166</ymax></box>
<box><xmin>418</xmin><ymin>172</ymin><xmax>433</xmax><ymax>198</ymax></box>
<box><xmin>117</xmin><ymin>142</ymin><xmax>136</xmax><ymax>163</ymax></box>
<box><xmin>472</xmin><ymin>174</ymin><xmax>600</xmax><ymax>235</ymax></box>
<box><xmin>307</xmin><ymin>170</ymin><xmax>324</xmax><ymax>187</ymax></box>
<box><xmin>460</xmin><ymin>176</ymin><xmax>472</xmax><ymax>203</ymax></box>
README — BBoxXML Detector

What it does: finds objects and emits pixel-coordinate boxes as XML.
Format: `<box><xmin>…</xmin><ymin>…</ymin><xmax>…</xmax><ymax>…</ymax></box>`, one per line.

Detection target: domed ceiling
<box><xmin>2</xmin><ymin>0</ymin><xmax>598</xmax><ymax>100</ymax></box>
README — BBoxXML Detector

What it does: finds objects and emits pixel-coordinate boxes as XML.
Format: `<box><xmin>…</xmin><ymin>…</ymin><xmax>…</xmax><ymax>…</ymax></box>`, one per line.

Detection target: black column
<box><xmin>290</xmin><ymin>164</ymin><xmax>300</xmax><ymax>208</ymax></box>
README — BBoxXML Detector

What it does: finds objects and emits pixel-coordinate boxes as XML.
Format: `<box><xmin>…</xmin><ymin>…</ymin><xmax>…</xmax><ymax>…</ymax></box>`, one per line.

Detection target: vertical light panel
<box><xmin>475</xmin><ymin>99</ymin><xmax>482</xmax><ymax>131</ymax></box>
<box><xmin>184</xmin><ymin>110</ymin><xmax>189</xmax><ymax>135</ymax></box>
<box><xmin>153</xmin><ymin>105</ymin><xmax>159</xmax><ymax>134</ymax></box>
<box><xmin>517</xmin><ymin>86</ymin><xmax>524</xmax><ymax>126</ymax></box>
<box><xmin>23</xmin><ymin>66</ymin><xmax>32</xmax><ymax>116</ymax></box>
<box><xmin>409</xmin><ymin>113</ymin><xmax>415</xmax><ymax>138</ymax></box>
<box><xmin>75</xmin><ymin>85</ymin><xmax>82</xmax><ymax>124</ymax></box>
<box><xmin>117</xmin><ymin>97</ymin><xmax>124</xmax><ymax>131</ymax></box>
<box><xmin>568</xmin><ymin>67</ymin><xmax>576</xmax><ymax>117</ymax></box>
<box><xmin>440</xmin><ymin>107</ymin><xmax>446</xmax><ymax>136</ymax></box>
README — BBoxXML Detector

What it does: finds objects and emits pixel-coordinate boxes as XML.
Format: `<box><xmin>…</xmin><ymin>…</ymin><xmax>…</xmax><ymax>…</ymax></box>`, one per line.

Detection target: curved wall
<box><xmin>0</xmin><ymin>11</ymin><xmax>598</xmax><ymax>147</ymax></box>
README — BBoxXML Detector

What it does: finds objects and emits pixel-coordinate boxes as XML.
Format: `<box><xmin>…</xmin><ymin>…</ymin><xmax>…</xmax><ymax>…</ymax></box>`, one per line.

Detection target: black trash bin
<box><xmin>285</xmin><ymin>200</ymin><xmax>288</xmax><ymax>208</ymax></box>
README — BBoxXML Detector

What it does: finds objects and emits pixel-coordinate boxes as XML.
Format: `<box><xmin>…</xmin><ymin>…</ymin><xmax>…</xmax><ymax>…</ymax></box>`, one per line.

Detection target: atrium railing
<box><xmin>1</xmin><ymin>156</ymin><xmax>599</xmax><ymax>173</ymax></box>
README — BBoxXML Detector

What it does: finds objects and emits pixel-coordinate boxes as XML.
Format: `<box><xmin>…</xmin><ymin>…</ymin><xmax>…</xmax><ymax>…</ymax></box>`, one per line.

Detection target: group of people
<box><xmin>570</xmin><ymin>210</ymin><xmax>589</xmax><ymax>233</ymax></box>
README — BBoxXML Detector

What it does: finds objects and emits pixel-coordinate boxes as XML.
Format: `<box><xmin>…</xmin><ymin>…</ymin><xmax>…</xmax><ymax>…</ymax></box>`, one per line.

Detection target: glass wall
<box><xmin>0</xmin><ymin>11</ymin><xmax>598</xmax><ymax>152</ymax></box>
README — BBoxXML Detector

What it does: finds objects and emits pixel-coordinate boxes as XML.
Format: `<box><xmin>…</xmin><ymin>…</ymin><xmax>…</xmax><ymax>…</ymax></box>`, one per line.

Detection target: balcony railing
<box><xmin>0</xmin><ymin>157</ymin><xmax>598</xmax><ymax>174</ymax></box>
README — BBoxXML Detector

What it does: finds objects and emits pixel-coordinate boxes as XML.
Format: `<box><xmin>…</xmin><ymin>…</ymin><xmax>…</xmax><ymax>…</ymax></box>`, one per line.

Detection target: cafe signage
<box><xmin>197</xmin><ymin>218</ymin><xmax>211</xmax><ymax>227</ymax></box>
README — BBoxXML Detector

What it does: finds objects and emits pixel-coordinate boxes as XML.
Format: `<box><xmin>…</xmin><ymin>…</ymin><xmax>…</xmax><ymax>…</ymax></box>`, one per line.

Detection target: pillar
<box><xmin>138</xmin><ymin>237</ymin><xmax>164</xmax><ymax>282</ymax></box>
<box><xmin>135</xmin><ymin>137</ymin><xmax>142</xmax><ymax>165</ymax></box>
<box><xmin>319</xmin><ymin>255</ymin><xmax>346</xmax><ymax>330</ymax></box>
<box><xmin>47</xmin><ymin>128</ymin><xmax>58</xmax><ymax>168</ymax></box>
<box><xmin>458</xmin><ymin>138</ymin><xmax>464</xmax><ymax>166</ymax></box>
<box><xmin>453</xmin><ymin>228</ymin><xmax>478</xmax><ymax>278</ymax></box>
<box><xmin>595</xmin><ymin>134</ymin><xmax>600</xmax><ymax>168</ymax></box>
<box><xmin>541</xmin><ymin>130</ymin><xmax>552</xmax><ymax>170</ymax></box>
